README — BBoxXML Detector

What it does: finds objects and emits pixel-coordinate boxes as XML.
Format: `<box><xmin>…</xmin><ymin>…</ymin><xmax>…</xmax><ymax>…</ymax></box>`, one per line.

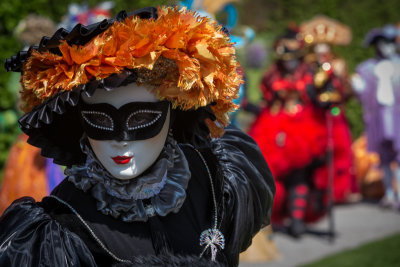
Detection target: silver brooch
<box><xmin>200</xmin><ymin>228</ymin><xmax>225</xmax><ymax>261</ymax></box>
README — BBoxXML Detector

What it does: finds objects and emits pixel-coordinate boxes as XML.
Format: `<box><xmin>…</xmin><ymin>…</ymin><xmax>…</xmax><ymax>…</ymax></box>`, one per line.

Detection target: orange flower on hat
<box><xmin>21</xmin><ymin>6</ymin><xmax>242</xmax><ymax>137</ymax></box>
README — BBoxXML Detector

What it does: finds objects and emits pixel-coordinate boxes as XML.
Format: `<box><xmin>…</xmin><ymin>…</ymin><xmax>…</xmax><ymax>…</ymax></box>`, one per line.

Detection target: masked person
<box><xmin>352</xmin><ymin>25</ymin><xmax>400</xmax><ymax>211</ymax></box>
<box><xmin>248</xmin><ymin>28</ymin><xmax>328</xmax><ymax>237</ymax></box>
<box><xmin>0</xmin><ymin>7</ymin><xmax>275</xmax><ymax>266</ymax></box>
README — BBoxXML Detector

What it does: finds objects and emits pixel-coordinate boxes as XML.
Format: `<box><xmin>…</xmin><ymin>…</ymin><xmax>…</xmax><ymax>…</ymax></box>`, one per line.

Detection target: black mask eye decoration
<box><xmin>80</xmin><ymin>101</ymin><xmax>170</xmax><ymax>141</ymax></box>
<box><xmin>82</xmin><ymin>111</ymin><xmax>114</xmax><ymax>130</ymax></box>
<box><xmin>126</xmin><ymin>110</ymin><xmax>162</xmax><ymax>130</ymax></box>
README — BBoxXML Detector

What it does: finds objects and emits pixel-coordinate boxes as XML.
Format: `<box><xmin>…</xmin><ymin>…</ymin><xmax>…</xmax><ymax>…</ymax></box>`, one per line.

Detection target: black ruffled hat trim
<box><xmin>9</xmin><ymin>7</ymin><xmax>214</xmax><ymax>166</ymax></box>
<box><xmin>5</xmin><ymin>7</ymin><xmax>158</xmax><ymax>72</ymax></box>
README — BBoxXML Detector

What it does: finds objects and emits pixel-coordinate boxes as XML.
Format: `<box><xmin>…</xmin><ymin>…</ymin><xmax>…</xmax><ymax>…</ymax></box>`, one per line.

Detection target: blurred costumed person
<box><xmin>352</xmin><ymin>25</ymin><xmax>400</xmax><ymax>211</ymax></box>
<box><xmin>0</xmin><ymin>7</ymin><xmax>275</xmax><ymax>266</ymax></box>
<box><xmin>0</xmin><ymin>14</ymin><xmax>63</xmax><ymax>214</ymax></box>
<box><xmin>301</xmin><ymin>15</ymin><xmax>357</xmax><ymax>203</ymax></box>
<box><xmin>248</xmin><ymin>27</ymin><xmax>328</xmax><ymax>237</ymax></box>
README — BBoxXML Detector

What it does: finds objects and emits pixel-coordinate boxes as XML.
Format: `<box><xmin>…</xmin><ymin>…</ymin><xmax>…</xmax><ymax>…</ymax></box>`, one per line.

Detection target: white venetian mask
<box><xmin>81</xmin><ymin>83</ymin><xmax>170</xmax><ymax>180</ymax></box>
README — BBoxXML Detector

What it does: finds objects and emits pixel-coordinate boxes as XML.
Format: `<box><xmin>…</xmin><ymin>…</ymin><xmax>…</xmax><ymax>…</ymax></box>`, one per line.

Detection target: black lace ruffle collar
<box><xmin>65</xmin><ymin>136</ymin><xmax>191</xmax><ymax>222</ymax></box>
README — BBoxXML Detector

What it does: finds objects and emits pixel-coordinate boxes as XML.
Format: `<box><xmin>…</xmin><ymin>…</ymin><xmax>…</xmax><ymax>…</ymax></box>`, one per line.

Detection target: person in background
<box><xmin>249</xmin><ymin>27</ymin><xmax>328</xmax><ymax>237</ymax></box>
<box><xmin>352</xmin><ymin>24</ymin><xmax>400</xmax><ymax>211</ymax></box>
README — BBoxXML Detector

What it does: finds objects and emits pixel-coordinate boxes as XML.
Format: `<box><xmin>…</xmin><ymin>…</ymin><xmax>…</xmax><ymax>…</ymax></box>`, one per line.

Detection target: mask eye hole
<box><xmin>81</xmin><ymin>111</ymin><xmax>114</xmax><ymax>130</ymax></box>
<box><xmin>126</xmin><ymin>110</ymin><xmax>162</xmax><ymax>130</ymax></box>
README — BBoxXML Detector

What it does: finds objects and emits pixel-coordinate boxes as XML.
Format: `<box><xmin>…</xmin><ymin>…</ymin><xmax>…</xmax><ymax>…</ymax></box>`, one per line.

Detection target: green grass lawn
<box><xmin>300</xmin><ymin>233</ymin><xmax>400</xmax><ymax>267</ymax></box>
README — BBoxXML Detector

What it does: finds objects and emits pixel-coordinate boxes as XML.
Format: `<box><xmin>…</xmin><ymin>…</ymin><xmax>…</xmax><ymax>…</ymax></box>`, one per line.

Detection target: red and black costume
<box><xmin>249</xmin><ymin>61</ymin><xmax>328</xmax><ymax>229</ymax></box>
<box><xmin>249</xmin><ymin>29</ymin><xmax>329</xmax><ymax>236</ymax></box>
<box><xmin>301</xmin><ymin>15</ymin><xmax>356</xmax><ymax>204</ymax></box>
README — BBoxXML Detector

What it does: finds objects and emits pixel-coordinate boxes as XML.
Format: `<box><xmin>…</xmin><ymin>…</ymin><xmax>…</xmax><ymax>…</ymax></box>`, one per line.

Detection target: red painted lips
<box><xmin>111</xmin><ymin>156</ymin><xmax>133</xmax><ymax>164</ymax></box>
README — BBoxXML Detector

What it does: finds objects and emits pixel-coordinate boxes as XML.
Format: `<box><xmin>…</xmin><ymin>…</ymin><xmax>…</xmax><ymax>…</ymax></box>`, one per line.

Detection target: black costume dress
<box><xmin>0</xmin><ymin>128</ymin><xmax>274</xmax><ymax>267</ymax></box>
